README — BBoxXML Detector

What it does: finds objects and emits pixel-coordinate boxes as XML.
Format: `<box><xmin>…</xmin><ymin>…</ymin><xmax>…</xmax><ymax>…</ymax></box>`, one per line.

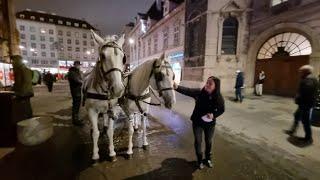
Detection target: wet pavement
<box><xmin>0</xmin><ymin>82</ymin><xmax>319</xmax><ymax>180</ymax></box>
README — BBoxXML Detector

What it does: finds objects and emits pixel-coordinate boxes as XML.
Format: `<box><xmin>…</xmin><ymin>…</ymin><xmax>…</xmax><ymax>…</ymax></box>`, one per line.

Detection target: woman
<box><xmin>174</xmin><ymin>76</ymin><xmax>225</xmax><ymax>169</ymax></box>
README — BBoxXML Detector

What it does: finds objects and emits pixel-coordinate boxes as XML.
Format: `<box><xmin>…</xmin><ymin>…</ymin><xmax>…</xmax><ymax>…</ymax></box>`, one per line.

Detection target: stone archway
<box><xmin>246</xmin><ymin>23</ymin><xmax>320</xmax><ymax>89</ymax></box>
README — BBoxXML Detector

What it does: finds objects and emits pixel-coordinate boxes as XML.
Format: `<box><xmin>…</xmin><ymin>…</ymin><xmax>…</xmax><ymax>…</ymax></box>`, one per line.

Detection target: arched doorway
<box><xmin>255</xmin><ymin>32</ymin><xmax>312</xmax><ymax>97</ymax></box>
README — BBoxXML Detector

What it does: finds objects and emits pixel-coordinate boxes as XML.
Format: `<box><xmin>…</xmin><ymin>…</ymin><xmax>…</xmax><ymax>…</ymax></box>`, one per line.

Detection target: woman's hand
<box><xmin>173</xmin><ymin>82</ymin><xmax>178</xmax><ymax>90</ymax></box>
<box><xmin>207</xmin><ymin>113</ymin><xmax>214</xmax><ymax>119</ymax></box>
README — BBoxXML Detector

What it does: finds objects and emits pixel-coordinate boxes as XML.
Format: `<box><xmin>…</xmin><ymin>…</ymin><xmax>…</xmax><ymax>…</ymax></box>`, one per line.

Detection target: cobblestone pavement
<box><xmin>0</xmin><ymin>82</ymin><xmax>319</xmax><ymax>180</ymax></box>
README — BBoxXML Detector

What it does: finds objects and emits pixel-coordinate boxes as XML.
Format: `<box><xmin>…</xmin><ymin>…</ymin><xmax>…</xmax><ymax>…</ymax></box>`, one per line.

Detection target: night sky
<box><xmin>15</xmin><ymin>0</ymin><xmax>154</xmax><ymax>35</ymax></box>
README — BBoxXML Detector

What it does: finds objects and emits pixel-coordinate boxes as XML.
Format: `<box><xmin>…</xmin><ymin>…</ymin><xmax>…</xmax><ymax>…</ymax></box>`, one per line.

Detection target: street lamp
<box><xmin>129</xmin><ymin>38</ymin><xmax>134</xmax><ymax>45</ymax></box>
<box><xmin>19</xmin><ymin>45</ymin><xmax>25</xmax><ymax>49</ymax></box>
<box><xmin>30</xmin><ymin>48</ymin><xmax>35</xmax><ymax>52</ymax></box>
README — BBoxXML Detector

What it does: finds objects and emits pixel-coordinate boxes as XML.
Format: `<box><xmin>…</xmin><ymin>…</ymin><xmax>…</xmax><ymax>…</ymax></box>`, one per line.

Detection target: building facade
<box><xmin>16</xmin><ymin>10</ymin><xmax>99</xmax><ymax>73</ymax></box>
<box><xmin>125</xmin><ymin>0</ymin><xmax>185</xmax><ymax>82</ymax></box>
<box><xmin>183</xmin><ymin>0</ymin><xmax>250</xmax><ymax>91</ymax></box>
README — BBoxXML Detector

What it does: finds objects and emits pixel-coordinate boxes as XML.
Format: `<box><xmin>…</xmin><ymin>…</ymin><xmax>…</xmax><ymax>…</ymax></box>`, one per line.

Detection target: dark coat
<box><xmin>176</xmin><ymin>77</ymin><xmax>225</xmax><ymax>125</ymax></box>
<box><xmin>68</xmin><ymin>67</ymin><xmax>83</xmax><ymax>97</ymax></box>
<box><xmin>235</xmin><ymin>72</ymin><xmax>244</xmax><ymax>89</ymax></box>
<box><xmin>295</xmin><ymin>74</ymin><xmax>318</xmax><ymax>109</ymax></box>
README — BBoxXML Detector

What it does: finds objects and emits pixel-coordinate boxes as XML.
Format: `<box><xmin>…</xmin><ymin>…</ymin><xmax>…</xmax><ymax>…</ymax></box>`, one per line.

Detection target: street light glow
<box><xmin>129</xmin><ymin>38</ymin><xmax>134</xmax><ymax>44</ymax></box>
<box><xmin>86</xmin><ymin>51</ymin><xmax>91</xmax><ymax>55</ymax></box>
<box><xmin>19</xmin><ymin>45</ymin><xmax>25</xmax><ymax>49</ymax></box>
<box><xmin>30</xmin><ymin>48</ymin><xmax>35</xmax><ymax>52</ymax></box>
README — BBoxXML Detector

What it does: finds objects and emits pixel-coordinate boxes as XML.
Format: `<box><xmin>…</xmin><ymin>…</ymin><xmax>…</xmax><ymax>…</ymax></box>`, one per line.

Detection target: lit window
<box><xmin>66</xmin><ymin>21</ymin><xmax>71</xmax><ymax>26</ymax></box>
<box><xmin>30</xmin><ymin>16</ymin><xmax>36</xmax><ymax>20</ymax></box>
<box><xmin>74</xmin><ymin>23</ymin><xmax>79</xmax><ymax>27</ymax></box>
<box><xmin>19</xmin><ymin>14</ymin><xmax>25</xmax><ymax>18</ymax></box>
<box><xmin>271</xmin><ymin>0</ymin><xmax>288</xmax><ymax>6</ymax></box>
<box><xmin>40</xmin><ymin>17</ymin><xmax>45</xmax><ymax>21</ymax></box>
<box><xmin>82</xmin><ymin>24</ymin><xmax>87</xmax><ymax>28</ymax></box>
<box><xmin>221</xmin><ymin>17</ymin><xmax>238</xmax><ymax>55</ymax></box>
<box><xmin>49</xmin><ymin>18</ymin><xmax>54</xmax><ymax>22</ymax></box>
<box><xmin>58</xmin><ymin>20</ymin><xmax>63</xmax><ymax>24</ymax></box>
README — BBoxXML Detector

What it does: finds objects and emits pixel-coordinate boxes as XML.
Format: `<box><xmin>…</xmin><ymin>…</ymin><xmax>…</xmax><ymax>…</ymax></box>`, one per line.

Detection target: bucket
<box><xmin>17</xmin><ymin>117</ymin><xmax>54</xmax><ymax>146</ymax></box>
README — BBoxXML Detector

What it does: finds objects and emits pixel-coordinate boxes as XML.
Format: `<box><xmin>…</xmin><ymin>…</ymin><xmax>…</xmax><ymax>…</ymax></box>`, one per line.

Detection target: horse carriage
<box><xmin>82</xmin><ymin>30</ymin><xmax>176</xmax><ymax>163</ymax></box>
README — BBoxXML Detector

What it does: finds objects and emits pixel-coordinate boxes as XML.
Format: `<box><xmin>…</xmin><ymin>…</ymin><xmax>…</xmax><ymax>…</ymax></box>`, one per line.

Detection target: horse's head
<box><xmin>151</xmin><ymin>54</ymin><xmax>176</xmax><ymax>109</ymax></box>
<box><xmin>91</xmin><ymin>30</ymin><xmax>126</xmax><ymax>98</ymax></box>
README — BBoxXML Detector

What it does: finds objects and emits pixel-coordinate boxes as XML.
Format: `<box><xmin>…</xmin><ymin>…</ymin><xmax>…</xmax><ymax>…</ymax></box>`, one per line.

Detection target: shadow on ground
<box><xmin>124</xmin><ymin>158</ymin><xmax>198</xmax><ymax>180</ymax></box>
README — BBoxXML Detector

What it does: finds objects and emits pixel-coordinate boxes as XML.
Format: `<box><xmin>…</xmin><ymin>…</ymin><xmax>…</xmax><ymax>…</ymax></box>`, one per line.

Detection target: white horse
<box><xmin>83</xmin><ymin>30</ymin><xmax>126</xmax><ymax>162</ymax></box>
<box><xmin>110</xmin><ymin>55</ymin><xmax>176</xmax><ymax>159</ymax></box>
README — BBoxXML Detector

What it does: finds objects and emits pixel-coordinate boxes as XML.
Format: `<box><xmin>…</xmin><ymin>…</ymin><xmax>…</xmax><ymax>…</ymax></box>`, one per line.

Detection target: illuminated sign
<box><xmin>168</xmin><ymin>52</ymin><xmax>184</xmax><ymax>61</ymax></box>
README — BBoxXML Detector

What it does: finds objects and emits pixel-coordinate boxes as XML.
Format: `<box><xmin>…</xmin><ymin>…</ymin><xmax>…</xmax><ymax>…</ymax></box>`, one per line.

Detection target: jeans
<box><xmin>235</xmin><ymin>88</ymin><xmax>243</xmax><ymax>102</ymax></box>
<box><xmin>192</xmin><ymin>123</ymin><xmax>215</xmax><ymax>163</ymax></box>
<box><xmin>291</xmin><ymin>107</ymin><xmax>312</xmax><ymax>140</ymax></box>
<box><xmin>72</xmin><ymin>95</ymin><xmax>81</xmax><ymax>122</ymax></box>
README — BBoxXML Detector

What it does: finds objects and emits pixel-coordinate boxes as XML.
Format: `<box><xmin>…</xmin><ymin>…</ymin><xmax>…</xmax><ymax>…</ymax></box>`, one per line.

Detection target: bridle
<box><xmin>152</xmin><ymin>60</ymin><xmax>175</xmax><ymax>97</ymax></box>
<box><xmin>99</xmin><ymin>41</ymin><xmax>126</xmax><ymax>81</ymax></box>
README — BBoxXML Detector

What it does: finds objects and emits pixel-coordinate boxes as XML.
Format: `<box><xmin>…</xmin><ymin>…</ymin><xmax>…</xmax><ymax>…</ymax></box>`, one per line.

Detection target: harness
<box><xmin>83</xmin><ymin>41</ymin><xmax>126</xmax><ymax>102</ymax></box>
<box><xmin>120</xmin><ymin>60</ymin><xmax>174</xmax><ymax>113</ymax></box>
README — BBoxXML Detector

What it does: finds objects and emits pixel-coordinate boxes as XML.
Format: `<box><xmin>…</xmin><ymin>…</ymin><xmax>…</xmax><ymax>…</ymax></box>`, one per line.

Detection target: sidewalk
<box><xmin>172</xmin><ymin>92</ymin><xmax>320</xmax><ymax>168</ymax></box>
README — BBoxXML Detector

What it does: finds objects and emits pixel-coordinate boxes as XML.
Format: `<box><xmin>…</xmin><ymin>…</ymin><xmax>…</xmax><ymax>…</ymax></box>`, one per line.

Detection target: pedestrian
<box><xmin>174</xmin><ymin>76</ymin><xmax>225</xmax><ymax>169</ymax></box>
<box><xmin>68</xmin><ymin>61</ymin><xmax>84</xmax><ymax>126</ymax></box>
<box><xmin>44</xmin><ymin>71</ymin><xmax>54</xmax><ymax>92</ymax></box>
<box><xmin>234</xmin><ymin>70</ymin><xmax>244</xmax><ymax>103</ymax></box>
<box><xmin>284</xmin><ymin>65</ymin><xmax>318</xmax><ymax>144</ymax></box>
<box><xmin>11</xmin><ymin>55</ymin><xmax>34</xmax><ymax>119</ymax></box>
<box><xmin>255</xmin><ymin>71</ymin><xmax>266</xmax><ymax>96</ymax></box>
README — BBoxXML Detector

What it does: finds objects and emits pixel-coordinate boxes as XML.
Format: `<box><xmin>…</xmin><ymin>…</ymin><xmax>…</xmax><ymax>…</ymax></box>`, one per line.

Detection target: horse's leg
<box><xmin>88</xmin><ymin>108</ymin><xmax>100</xmax><ymax>161</ymax></box>
<box><xmin>133</xmin><ymin>113</ymin><xmax>139</xmax><ymax>130</ymax></box>
<box><xmin>102</xmin><ymin>113</ymin><xmax>108</xmax><ymax>135</ymax></box>
<box><xmin>107</xmin><ymin>117</ymin><xmax>117</xmax><ymax>162</ymax></box>
<box><xmin>141</xmin><ymin>113</ymin><xmax>149</xmax><ymax>150</ymax></box>
<box><xmin>127</xmin><ymin>114</ymin><xmax>134</xmax><ymax>158</ymax></box>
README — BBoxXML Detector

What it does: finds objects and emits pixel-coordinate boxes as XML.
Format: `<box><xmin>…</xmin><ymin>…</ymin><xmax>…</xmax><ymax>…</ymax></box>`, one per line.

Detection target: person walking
<box><xmin>174</xmin><ymin>76</ymin><xmax>225</xmax><ymax>169</ymax></box>
<box><xmin>255</xmin><ymin>71</ymin><xmax>266</xmax><ymax>96</ymax></box>
<box><xmin>68</xmin><ymin>61</ymin><xmax>84</xmax><ymax>126</ymax></box>
<box><xmin>234</xmin><ymin>70</ymin><xmax>244</xmax><ymax>103</ymax></box>
<box><xmin>44</xmin><ymin>71</ymin><xmax>55</xmax><ymax>92</ymax></box>
<box><xmin>284</xmin><ymin>65</ymin><xmax>318</xmax><ymax>144</ymax></box>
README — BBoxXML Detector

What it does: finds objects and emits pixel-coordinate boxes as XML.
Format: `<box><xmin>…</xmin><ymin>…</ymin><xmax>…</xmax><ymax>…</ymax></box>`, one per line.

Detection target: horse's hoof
<box><xmin>127</xmin><ymin>154</ymin><xmax>133</xmax><ymax>160</ymax></box>
<box><xmin>143</xmin><ymin>145</ymin><xmax>149</xmax><ymax>150</ymax></box>
<box><xmin>110</xmin><ymin>156</ymin><xmax>117</xmax><ymax>162</ymax></box>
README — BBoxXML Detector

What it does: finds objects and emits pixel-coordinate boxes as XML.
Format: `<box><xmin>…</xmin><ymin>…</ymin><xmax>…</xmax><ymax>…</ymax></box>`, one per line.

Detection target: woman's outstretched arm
<box><xmin>175</xmin><ymin>85</ymin><xmax>201</xmax><ymax>99</ymax></box>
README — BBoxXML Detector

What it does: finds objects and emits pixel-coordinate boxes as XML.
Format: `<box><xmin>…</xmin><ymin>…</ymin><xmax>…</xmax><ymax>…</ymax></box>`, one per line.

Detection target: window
<box><xmin>20</xmin><ymin>34</ymin><xmax>26</xmax><ymax>39</ymax></box>
<box><xmin>41</xmin><ymin>60</ymin><xmax>48</xmax><ymax>65</ymax></box>
<box><xmin>49</xmin><ymin>18</ymin><xmax>54</xmax><ymax>23</ymax></box>
<box><xmin>40</xmin><ymin>28</ymin><xmax>46</xmax><ymax>34</ymax></box>
<box><xmin>66</xmin><ymin>21</ymin><xmax>71</xmax><ymax>26</ymax></box>
<box><xmin>67</xmin><ymin>31</ymin><xmax>71</xmax><ymax>36</ymax></box>
<box><xmin>58</xmin><ymin>38</ymin><xmax>63</xmax><ymax>44</ymax></box>
<box><xmin>41</xmin><ymin>52</ymin><xmax>46</xmax><ymax>57</ymax></box>
<box><xmin>31</xmin><ymin>59</ymin><xmax>39</xmax><ymax>64</ymax></box>
<box><xmin>19</xmin><ymin>14</ymin><xmax>25</xmax><ymax>18</ymax></box>
<box><xmin>49</xmin><ymin>29</ymin><xmax>54</xmax><ymax>35</ymax></box>
<box><xmin>30</xmin><ymin>16</ymin><xmax>35</xmax><ymax>20</ymax></box>
<box><xmin>40</xmin><ymin>36</ymin><xmax>45</xmax><ymax>41</ymax></box>
<box><xmin>32</xmin><ymin>52</ymin><xmax>37</xmax><ymax>56</ymax></box>
<box><xmin>68</xmin><ymin>53</ymin><xmax>72</xmax><ymax>59</ymax></box>
<box><xmin>31</xmin><ymin>43</ymin><xmax>36</xmax><ymax>48</ymax></box>
<box><xmin>41</xmin><ymin>44</ymin><xmax>46</xmax><ymax>49</ymax></box>
<box><xmin>49</xmin><ymin>37</ymin><xmax>54</xmax><ymax>42</ymax></box>
<box><xmin>50</xmin><ymin>60</ymin><xmax>57</xmax><ymax>65</ymax></box>
<box><xmin>30</xmin><ymin>26</ymin><xmax>36</xmax><ymax>32</ymax></box>
<box><xmin>142</xmin><ymin>41</ymin><xmax>146</xmax><ymax>57</ymax></box>
<box><xmin>76</xmin><ymin>54</ymin><xmax>80</xmax><ymax>58</ymax></box>
<box><xmin>74</xmin><ymin>23</ymin><xmax>79</xmax><ymax>27</ymax></box>
<box><xmin>67</xmin><ymin>46</ymin><xmax>72</xmax><ymax>51</ymax></box>
<box><xmin>30</xmin><ymin>34</ymin><xmax>36</xmax><ymax>40</ymax></box>
<box><xmin>271</xmin><ymin>0</ymin><xmax>288</xmax><ymax>6</ymax></box>
<box><xmin>82</xmin><ymin>24</ymin><xmax>87</xmax><ymax>28</ymax></box>
<box><xmin>22</xmin><ymin>50</ymin><xmax>27</xmax><ymax>56</ymax></box>
<box><xmin>82</xmin><ymin>33</ymin><xmax>87</xmax><ymax>39</ymax></box>
<box><xmin>83</xmin><ymin>41</ymin><xmax>87</xmax><ymax>46</ymax></box>
<box><xmin>148</xmin><ymin>38</ymin><xmax>151</xmax><ymax>56</ymax></box>
<box><xmin>58</xmin><ymin>30</ymin><xmax>63</xmax><ymax>36</ymax></box>
<box><xmin>21</xmin><ymin>42</ymin><xmax>27</xmax><ymax>48</ymax></box>
<box><xmin>153</xmin><ymin>33</ymin><xmax>158</xmax><ymax>53</ymax></box>
<box><xmin>75</xmin><ymin>47</ymin><xmax>80</xmax><ymax>52</ymax></box>
<box><xmin>91</xmin><ymin>41</ymin><xmax>95</xmax><ymax>46</ymax></box>
<box><xmin>163</xmin><ymin>27</ymin><xmax>169</xmax><ymax>50</ymax></box>
<box><xmin>40</xmin><ymin>17</ymin><xmax>45</xmax><ymax>21</ymax></box>
<box><xmin>51</xmin><ymin>52</ymin><xmax>55</xmax><ymax>58</ymax></box>
<box><xmin>50</xmin><ymin>45</ymin><xmax>55</xmax><ymax>51</ymax></box>
<box><xmin>19</xmin><ymin>25</ymin><xmax>25</xmax><ymax>31</ymax></box>
<box><xmin>83</xmin><ymin>48</ymin><xmax>87</xmax><ymax>53</ymax></box>
<box><xmin>173</xmin><ymin>21</ymin><xmax>181</xmax><ymax>46</ymax></box>
<box><xmin>67</xmin><ymin>39</ymin><xmax>72</xmax><ymax>44</ymax></box>
<box><xmin>58</xmin><ymin>20</ymin><xmax>63</xmax><ymax>24</ymax></box>
<box><xmin>75</xmin><ymin>32</ymin><xmax>80</xmax><ymax>38</ymax></box>
<box><xmin>221</xmin><ymin>17</ymin><xmax>238</xmax><ymax>55</ymax></box>
<box><xmin>75</xmin><ymin>40</ymin><xmax>80</xmax><ymax>45</ymax></box>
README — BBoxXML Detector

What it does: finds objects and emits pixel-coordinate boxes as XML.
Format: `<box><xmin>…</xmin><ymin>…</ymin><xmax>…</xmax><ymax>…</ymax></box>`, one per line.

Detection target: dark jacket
<box><xmin>176</xmin><ymin>77</ymin><xmax>225</xmax><ymax>125</ymax></box>
<box><xmin>235</xmin><ymin>72</ymin><xmax>244</xmax><ymax>89</ymax></box>
<box><xmin>12</xmin><ymin>55</ymin><xmax>34</xmax><ymax>98</ymax></box>
<box><xmin>295</xmin><ymin>74</ymin><xmax>318</xmax><ymax>109</ymax></box>
<box><xmin>68</xmin><ymin>67</ymin><xmax>83</xmax><ymax>97</ymax></box>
